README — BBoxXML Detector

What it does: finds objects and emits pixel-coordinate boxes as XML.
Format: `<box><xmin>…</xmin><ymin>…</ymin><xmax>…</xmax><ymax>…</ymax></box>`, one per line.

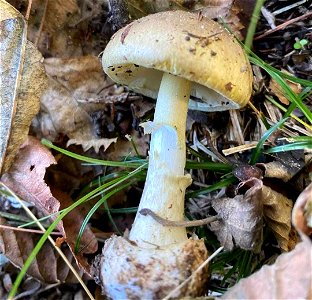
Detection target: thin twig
<box><xmin>34</xmin><ymin>0</ymin><xmax>49</xmax><ymax>47</ymax></box>
<box><xmin>162</xmin><ymin>246</ymin><xmax>224</xmax><ymax>300</ymax></box>
<box><xmin>0</xmin><ymin>225</ymin><xmax>61</xmax><ymax>235</ymax></box>
<box><xmin>139</xmin><ymin>209</ymin><xmax>219</xmax><ymax>227</ymax></box>
<box><xmin>25</xmin><ymin>0</ymin><xmax>33</xmax><ymax>21</ymax></box>
<box><xmin>254</xmin><ymin>11</ymin><xmax>312</xmax><ymax>40</ymax></box>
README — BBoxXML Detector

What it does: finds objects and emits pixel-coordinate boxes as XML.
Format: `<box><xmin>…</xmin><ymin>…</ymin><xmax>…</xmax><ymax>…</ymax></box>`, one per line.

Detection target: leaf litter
<box><xmin>222</xmin><ymin>183</ymin><xmax>312</xmax><ymax>299</ymax></box>
<box><xmin>0</xmin><ymin>136</ymin><xmax>97</xmax><ymax>283</ymax></box>
<box><xmin>0</xmin><ymin>0</ymin><xmax>312</xmax><ymax>298</ymax></box>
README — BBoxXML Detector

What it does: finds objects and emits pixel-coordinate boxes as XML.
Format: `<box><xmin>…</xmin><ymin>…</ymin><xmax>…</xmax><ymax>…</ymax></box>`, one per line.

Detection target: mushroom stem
<box><xmin>129</xmin><ymin>72</ymin><xmax>192</xmax><ymax>247</ymax></box>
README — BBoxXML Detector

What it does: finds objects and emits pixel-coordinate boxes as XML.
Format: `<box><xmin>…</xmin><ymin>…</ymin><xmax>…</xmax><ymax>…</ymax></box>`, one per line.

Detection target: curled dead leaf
<box><xmin>210</xmin><ymin>178</ymin><xmax>263</xmax><ymax>252</ymax></box>
<box><xmin>0</xmin><ymin>136</ymin><xmax>62</xmax><ymax>232</ymax></box>
<box><xmin>262</xmin><ymin>185</ymin><xmax>294</xmax><ymax>251</ymax></box>
<box><xmin>0</xmin><ymin>0</ymin><xmax>48</xmax><ymax>174</ymax></box>
<box><xmin>257</xmin><ymin>161</ymin><xmax>292</xmax><ymax>182</ymax></box>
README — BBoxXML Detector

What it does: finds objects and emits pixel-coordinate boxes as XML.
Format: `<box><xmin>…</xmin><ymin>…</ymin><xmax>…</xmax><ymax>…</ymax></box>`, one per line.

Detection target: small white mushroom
<box><xmin>96</xmin><ymin>10</ymin><xmax>253</xmax><ymax>299</ymax></box>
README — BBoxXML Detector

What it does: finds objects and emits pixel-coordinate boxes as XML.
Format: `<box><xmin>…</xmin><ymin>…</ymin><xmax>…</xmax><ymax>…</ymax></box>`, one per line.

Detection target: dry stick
<box><xmin>162</xmin><ymin>246</ymin><xmax>224</xmax><ymax>300</ymax></box>
<box><xmin>25</xmin><ymin>0</ymin><xmax>33</xmax><ymax>21</ymax></box>
<box><xmin>139</xmin><ymin>208</ymin><xmax>219</xmax><ymax>227</ymax></box>
<box><xmin>0</xmin><ymin>225</ymin><xmax>61</xmax><ymax>235</ymax></box>
<box><xmin>254</xmin><ymin>11</ymin><xmax>312</xmax><ymax>40</ymax></box>
<box><xmin>34</xmin><ymin>0</ymin><xmax>49</xmax><ymax>47</ymax></box>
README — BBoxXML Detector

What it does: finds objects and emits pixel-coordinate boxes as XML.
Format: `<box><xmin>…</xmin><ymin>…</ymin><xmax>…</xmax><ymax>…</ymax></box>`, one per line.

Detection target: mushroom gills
<box><xmin>107</xmin><ymin>64</ymin><xmax>241</xmax><ymax>111</ymax></box>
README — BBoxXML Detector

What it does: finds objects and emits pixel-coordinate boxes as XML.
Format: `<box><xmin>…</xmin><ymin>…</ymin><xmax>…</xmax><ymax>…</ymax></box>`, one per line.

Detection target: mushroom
<box><xmin>95</xmin><ymin>10</ymin><xmax>252</xmax><ymax>299</ymax></box>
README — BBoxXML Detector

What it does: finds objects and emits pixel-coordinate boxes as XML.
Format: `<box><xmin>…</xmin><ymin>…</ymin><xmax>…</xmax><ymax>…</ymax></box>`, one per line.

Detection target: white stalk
<box><xmin>129</xmin><ymin>73</ymin><xmax>192</xmax><ymax>247</ymax></box>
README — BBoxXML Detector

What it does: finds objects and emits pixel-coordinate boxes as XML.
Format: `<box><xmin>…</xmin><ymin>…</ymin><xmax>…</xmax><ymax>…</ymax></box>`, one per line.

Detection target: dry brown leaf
<box><xmin>221</xmin><ymin>237</ymin><xmax>312</xmax><ymax>299</ymax></box>
<box><xmin>0</xmin><ymin>0</ymin><xmax>47</xmax><ymax>174</ymax></box>
<box><xmin>9</xmin><ymin>0</ymin><xmax>114</xmax><ymax>57</ymax></box>
<box><xmin>210</xmin><ymin>178</ymin><xmax>263</xmax><ymax>252</ymax></box>
<box><xmin>52</xmin><ymin>188</ymin><xmax>98</xmax><ymax>274</ymax></box>
<box><xmin>262</xmin><ymin>185</ymin><xmax>294</xmax><ymax>251</ymax></box>
<box><xmin>222</xmin><ymin>184</ymin><xmax>312</xmax><ymax>299</ymax></box>
<box><xmin>0</xmin><ymin>217</ymin><xmax>81</xmax><ymax>283</ymax></box>
<box><xmin>257</xmin><ymin>161</ymin><xmax>293</xmax><ymax>182</ymax></box>
<box><xmin>33</xmin><ymin>55</ymin><xmax>123</xmax><ymax>152</ymax></box>
<box><xmin>292</xmin><ymin>182</ymin><xmax>312</xmax><ymax>237</ymax></box>
<box><xmin>0</xmin><ymin>136</ymin><xmax>97</xmax><ymax>275</ymax></box>
<box><xmin>1</xmin><ymin>136</ymin><xmax>63</xmax><ymax>233</ymax></box>
<box><xmin>269</xmin><ymin>75</ymin><xmax>302</xmax><ymax>105</ymax></box>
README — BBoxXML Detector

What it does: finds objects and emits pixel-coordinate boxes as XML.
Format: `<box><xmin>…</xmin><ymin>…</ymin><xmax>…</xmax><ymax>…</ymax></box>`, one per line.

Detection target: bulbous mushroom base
<box><xmin>92</xmin><ymin>235</ymin><xmax>209</xmax><ymax>300</ymax></box>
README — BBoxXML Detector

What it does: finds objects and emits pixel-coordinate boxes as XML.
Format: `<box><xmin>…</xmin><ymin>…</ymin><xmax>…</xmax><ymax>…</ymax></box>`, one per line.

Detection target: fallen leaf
<box><xmin>8</xmin><ymin>0</ymin><xmax>115</xmax><ymax>58</ymax></box>
<box><xmin>269</xmin><ymin>74</ymin><xmax>302</xmax><ymax>105</ymax></box>
<box><xmin>0</xmin><ymin>0</ymin><xmax>48</xmax><ymax>174</ymax></box>
<box><xmin>210</xmin><ymin>178</ymin><xmax>263</xmax><ymax>252</ymax></box>
<box><xmin>0</xmin><ymin>136</ymin><xmax>97</xmax><ymax>276</ymax></box>
<box><xmin>221</xmin><ymin>238</ymin><xmax>312</xmax><ymax>299</ymax></box>
<box><xmin>0</xmin><ymin>216</ymin><xmax>82</xmax><ymax>283</ymax></box>
<box><xmin>257</xmin><ymin>161</ymin><xmax>292</xmax><ymax>182</ymax></box>
<box><xmin>8</xmin><ymin>0</ymin><xmax>81</xmax><ymax>57</ymax></box>
<box><xmin>262</xmin><ymin>185</ymin><xmax>294</xmax><ymax>251</ymax></box>
<box><xmin>222</xmin><ymin>184</ymin><xmax>312</xmax><ymax>299</ymax></box>
<box><xmin>0</xmin><ymin>136</ymin><xmax>63</xmax><ymax>233</ymax></box>
<box><xmin>33</xmin><ymin>55</ymin><xmax>123</xmax><ymax>152</ymax></box>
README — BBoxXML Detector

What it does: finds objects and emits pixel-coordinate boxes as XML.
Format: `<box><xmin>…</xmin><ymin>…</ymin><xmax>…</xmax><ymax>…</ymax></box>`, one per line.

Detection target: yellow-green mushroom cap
<box><xmin>102</xmin><ymin>10</ymin><xmax>253</xmax><ymax>111</ymax></box>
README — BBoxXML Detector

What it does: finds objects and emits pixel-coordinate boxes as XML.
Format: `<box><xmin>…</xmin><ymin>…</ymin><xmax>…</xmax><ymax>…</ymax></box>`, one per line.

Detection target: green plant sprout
<box><xmin>293</xmin><ymin>38</ymin><xmax>309</xmax><ymax>50</ymax></box>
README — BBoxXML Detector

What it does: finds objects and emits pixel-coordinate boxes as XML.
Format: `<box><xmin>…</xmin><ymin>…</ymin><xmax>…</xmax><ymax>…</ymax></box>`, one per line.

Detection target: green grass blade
<box><xmin>75</xmin><ymin>181</ymin><xmax>133</xmax><ymax>253</ymax></box>
<box><xmin>186</xmin><ymin>176</ymin><xmax>236</xmax><ymax>198</ymax></box>
<box><xmin>41</xmin><ymin>139</ymin><xmax>146</xmax><ymax>168</ymax></box>
<box><xmin>266</xmin><ymin>141</ymin><xmax>312</xmax><ymax>153</ymax></box>
<box><xmin>186</xmin><ymin>160</ymin><xmax>232</xmax><ymax>172</ymax></box>
<box><xmin>244</xmin><ymin>0</ymin><xmax>265</xmax><ymax>49</ymax></box>
<box><xmin>103</xmin><ymin>207</ymin><xmax>138</xmax><ymax>214</ymax></box>
<box><xmin>247</xmin><ymin>53</ymin><xmax>312</xmax><ymax>87</ymax></box>
<box><xmin>265</xmin><ymin>96</ymin><xmax>312</xmax><ymax>131</ymax></box>
<box><xmin>104</xmin><ymin>199</ymin><xmax>122</xmax><ymax>235</ymax></box>
<box><xmin>250</xmin><ymin>118</ymin><xmax>287</xmax><ymax>164</ymax></box>
<box><xmin>287</xmin><ymin>136</ymin><xmax>312</xmax><ymax>142</ymax></box>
